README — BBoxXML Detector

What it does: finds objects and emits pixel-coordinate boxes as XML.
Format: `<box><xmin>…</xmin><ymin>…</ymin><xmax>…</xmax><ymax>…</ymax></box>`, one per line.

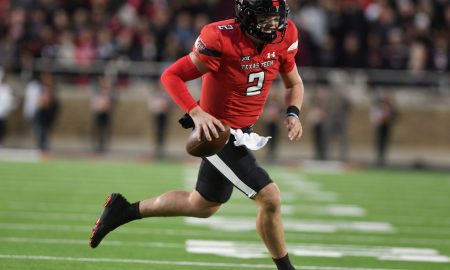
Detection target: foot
<box><xmin>89</xmin><ymin>193</ymin><xmax>131</xmax><ymax>248</ymax></box>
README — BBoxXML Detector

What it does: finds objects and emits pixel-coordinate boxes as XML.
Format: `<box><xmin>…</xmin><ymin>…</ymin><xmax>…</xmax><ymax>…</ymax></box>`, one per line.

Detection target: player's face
<box><xmin>257</xmin><ymin>15</ymin><xmax>279</xmax><ymax>33</ymax></box>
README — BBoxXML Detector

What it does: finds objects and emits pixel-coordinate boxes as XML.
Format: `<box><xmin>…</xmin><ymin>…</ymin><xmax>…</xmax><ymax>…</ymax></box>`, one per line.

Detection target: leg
<box><xmin>103</xmin><ymin>113</ymin><xmax>112</xmax><ymax>152</ymax></box>
<box><xmin>98</xmin><ymin>122</ymin><xmax>107</xmax><ymax>153</ymax></box>
<box><xmin>97</xmin><ymin>113</ymin><xmax>110</xmax><ymax>153</ymax></box>
<box><xmin>376</xmin><ymin>124</ymin><xmax>387</xmax><ymax>166</ymax></box>
<box><xmin>39</xmin><ymin>112</ymin><xmax>51</xmax><ymax>152</ymax></box>
<box><xmin>0</xmin><ymin>119</ymin><xmax>6</xmax><ymax>145</ymax></box>
<box><xmin>379</xmin><ymin>124</ymin><xmax>390</xmax><ymax>166</ymax></box>
<box><xmin>154</xmin><ymin>113</ymin><xmax>167</xmax><ymax>158</ymax></box>
<box><xmin>254</xmin><ymin>183</ymin><xmax>296</xmax><ymax>270</ymax></box>
<box><xmin>253</xmin><ymin>182</ymin><xmax>286</xmax><ymax>258</ymax></box>
<box><xmin>91</xmin><ymin>114</ymin><xmax>98</xmax><ymax>152</ymax></box>
<box><xmin>202</xmin><ymin>139</ymin><xmax>295</xmax><ymax>269</ymax></box>
<box><xmin>90</xmin><ymin>155</ymin><xmax>233</xmax><ymax>249</ymax></box>
<box><xmin>314</xmin><ymin>124</ymin><xmax>326</xmax><ymax>160</ymax></box>
<box><xmin>90</xmin><ymin>190</ymin><xmax>221</xmax><ymax>248</ymax></box>
<box><xmin>139</xmin><ymin>189</ymin><xmax>221</xmax><ymax>218</ymax></box>
<box><xmin>338</xmin><ymin>123</ymin><xmax>349</xmax><ymax>161</ymax></box>
<box><xmin>39</xmin><ymin>125</ymin><xmax>48</xmax><ymax>151</ymax></box>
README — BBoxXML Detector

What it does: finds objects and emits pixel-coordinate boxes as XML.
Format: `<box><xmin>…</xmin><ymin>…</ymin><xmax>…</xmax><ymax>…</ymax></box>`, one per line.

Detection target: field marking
<box><xmin>0</xmin><ymin>254</ymin><xmax>272</xmax><ymax>269</ymax></box>
<box><xmin>0</xmin><ymin>204</ymin><xmax>365</xmax><ymax>222</ymax></box>
<box><xmin>273</xmin><ymin>171</ymin><xmax>450</xmax><ymax>206</ymax></box>
<box><xmin>0</xmin><ymin>211</ymin><xmax>97</xmax><ymax>221</ymax></box>
<box><xmin>4</xmin><ymin>209</ymin><xmax>450</xmax><ymax>228</ymax></box>
<box><xmin>0</xmin><ymin>237</ymin><xmax>183</xmax><ymax>248</ymax></box>
<box><xmin>9</xmin><ymin>192</ymin><xmax>448</xmax><ymax>210</ymax></box>
<box><xmin>1</xmin><ymin>222</ymin><xmax>449</xmax><ymax>247</ymax></box>
<box><xmin>6</xmin><ymin>200</ymin><xmax>450</xmax><ymax>221</ymax></box>
<box><xmin>0</xmin><ymin>222</ymin><xmax>208</xmax><ymax>237</ymax></box>
<box><xmin>6</xmin><ymin>201</ymin><xmax>105</xmax><ymax>213</ymax></box>
<box><xmin>185</xmin><ymin>217</ymin><xmax>395</xmax><ymax>233</ymax></box>
<box><xmin>270</xmin><ymin>171</ymin><xmax>339</xmax><ymax>202</ymax></box>
<box><xmin>0</xmin><ymin>254</ymin><xmax>405</xmax><ymax>270</ymax></box>
<box><xmin>367</xmin><ymin>215</ymin><xmax>450</xmax><ymax>226</ymax></box>
<box><xmin>299</xmin><ymin>160</ymin><xmax>346</xmax><ymax>173</ymax></box>
<box><xmin>186</xmin><ymin>240</ymin><xmax>450</xmax><ymax>263</ymax></box>
<box><xmin>1</xmin><ymin>236</ymin><xmax>448</xmax><ymax>264</ymax></box>
<box><xmin>219</xmin><ymin>203</ymin><xmax>366</xmax><ymax>217</ymax></box>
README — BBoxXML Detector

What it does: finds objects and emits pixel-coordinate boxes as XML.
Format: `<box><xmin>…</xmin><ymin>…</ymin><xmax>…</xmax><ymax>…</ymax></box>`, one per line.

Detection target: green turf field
<box><xmin>0</xmin><ymin>160</ymin><xmax>449</xmax><ymax>270</ymax></box>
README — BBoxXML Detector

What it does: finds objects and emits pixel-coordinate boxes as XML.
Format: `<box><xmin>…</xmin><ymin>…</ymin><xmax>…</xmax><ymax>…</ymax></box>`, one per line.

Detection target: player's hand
<box><xmin>189</xmin><ymin>106</ymin><xmax>225</xmax><ymax>141</ymax></box>
<box><xmin>284</xmin><ymin>116</ymin><xmax>303</xmax><ymax>141</ymax></box>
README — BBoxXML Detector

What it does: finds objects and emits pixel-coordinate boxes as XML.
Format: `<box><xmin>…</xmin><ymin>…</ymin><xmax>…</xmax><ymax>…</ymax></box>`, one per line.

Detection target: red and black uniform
<box><xmin>165</xmin><ymin>18</ymin><xmax>299</xmax><ymax>203</ymax></box>
<box><xmin>194</xmin><ymin>18</ymin><xmax>298</xmax><ymax>129</ymax></box>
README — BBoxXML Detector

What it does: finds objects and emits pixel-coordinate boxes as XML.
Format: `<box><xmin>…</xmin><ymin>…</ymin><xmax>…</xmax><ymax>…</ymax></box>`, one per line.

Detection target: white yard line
<box><xmin>0</xmin><ymin>211</ymin><xmax>97</xmax><ymax>221</ymax></box>
<box><xmin>1</xmin><ymin>236</ymin><xmax>448</xmax><ymax>264</ymax></box>
<box><xmin>218</xmin><ymin>203</ymin><xmax>366</xmax><ymax>217</ymax></box>
<box><xmin>6</xmin><ymin>201</ymin><xmax>103</xmax><ymax>212</ymax></box>
<box><xmin>186</xmin><ymin>240</ymin><xmax>450</xmax><ymax>263</ymax></box>
<box><xmin>184</xmin><ymin>216</ymin><xmax>395</xmax><ymax>233</ymax></box>
<box><xmin>366</xmin><ymin>215</ymin><xmax>450</xmax><ymax>226</ymax></box>
<box><xmin>0</xmin><ymin>210</ymin><xmax>181</xmax><ymax>224</ymax></box>
<box><xmin>0</xmin><ymin>237</ymin><xmax>183</xmax><ymax>248</ymax></box>
<box><xmin>0</xmin><ymin>254</ymin><xmax>405</xmax><ymax>270</ymax></box>
<box><xmin>0</xmin><ymin>222</ymin><xmax>208</xmax><ymax>236</ymax></box>
<box><xmin>299</xmin><ymin>160</ymin><xmax>346</xmax><ymax>173</ymax></box>
<box><xmin>1</xmin><ymin>222</ymin><xmax>450</xmax><ymax>247</ymax></box>
<box><xmin>5</xmin><ymin>204</ymin><xmax>450</xmax><ymax>225</ymax></box>
<box><xmin>294</xmin><ymin>234</ymin><xmax>450</xmax><ymax>247</ymax></box>
<box><xmin>266</xmin><ymin>171</ymin><xmax>340</xmax><ymax>202</ymax></box>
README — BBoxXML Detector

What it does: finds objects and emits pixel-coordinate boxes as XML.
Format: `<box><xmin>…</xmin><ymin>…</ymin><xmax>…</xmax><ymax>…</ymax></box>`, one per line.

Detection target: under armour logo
<box><xmin>267</xmin><ymin>52</ymin><xmax>276</xmax><ymax>59</ymax></box>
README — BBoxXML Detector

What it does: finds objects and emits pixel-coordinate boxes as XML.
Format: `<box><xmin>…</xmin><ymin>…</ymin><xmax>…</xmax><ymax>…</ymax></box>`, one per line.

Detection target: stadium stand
<box><xmin>0</xmin><ymin>0</ymin><xmax>448</xmax><ymax>167</ymax></box>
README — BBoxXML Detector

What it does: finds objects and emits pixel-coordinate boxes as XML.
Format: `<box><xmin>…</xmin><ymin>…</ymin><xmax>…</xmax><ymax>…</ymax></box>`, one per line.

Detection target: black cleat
<box><xmin>89</xmin><ymin>193</ymin><xmax>131</xmax><ymax>248</ymax></box>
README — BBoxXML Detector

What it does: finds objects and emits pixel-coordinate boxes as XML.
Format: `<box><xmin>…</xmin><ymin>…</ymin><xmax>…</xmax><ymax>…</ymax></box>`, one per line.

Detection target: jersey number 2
<box><xmin>246</xmin><ymin>71</ymin><xmax>265</xmax><ymax>96</ymax></box>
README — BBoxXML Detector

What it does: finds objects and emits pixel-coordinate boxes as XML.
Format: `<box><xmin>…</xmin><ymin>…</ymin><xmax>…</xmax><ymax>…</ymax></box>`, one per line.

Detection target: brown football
<box><xmin>186</xmin><ymin>125</ymin><xmax>231</xmax><ymax>157</ymax></box>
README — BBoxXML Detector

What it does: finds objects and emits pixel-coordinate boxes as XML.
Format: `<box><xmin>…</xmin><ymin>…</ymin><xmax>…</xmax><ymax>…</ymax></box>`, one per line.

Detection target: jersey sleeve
<box><xmin>192</xmin><ymin>25</ymin><xmax>223</xmax><ymax>72</ymax></box>
<box><xmin>279</xmin><ymin>20</ymin><xmax>299</xmax><ymax>73</ymax></box>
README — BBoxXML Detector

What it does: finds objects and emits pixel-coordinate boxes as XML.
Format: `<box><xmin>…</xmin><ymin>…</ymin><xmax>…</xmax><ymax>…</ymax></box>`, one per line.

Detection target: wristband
<box><xmin>286</xmin><ymin>106</ymin><xmax>300</xmax><ymax>119</ymax></box>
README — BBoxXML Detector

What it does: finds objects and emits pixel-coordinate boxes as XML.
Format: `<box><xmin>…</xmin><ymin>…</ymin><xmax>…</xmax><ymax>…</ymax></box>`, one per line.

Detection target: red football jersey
<box><xmin>193</xmin><ymin>18</ymin><xmax>299</xmax><ymax>129</ymax></box>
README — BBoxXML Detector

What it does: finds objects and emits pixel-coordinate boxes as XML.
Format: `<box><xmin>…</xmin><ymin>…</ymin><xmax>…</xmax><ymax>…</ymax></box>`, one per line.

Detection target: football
<box><xmin>186</xmin><ymin>124</ymin><xmax>231</xmax><ymax>157</ymax></box>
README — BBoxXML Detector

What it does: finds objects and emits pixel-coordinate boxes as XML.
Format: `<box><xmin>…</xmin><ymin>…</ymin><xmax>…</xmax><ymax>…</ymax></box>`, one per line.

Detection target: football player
<box><xmin>90</xmin><ymin>1</ymin><xmax>303</xmax><ymax>269</ymax></box>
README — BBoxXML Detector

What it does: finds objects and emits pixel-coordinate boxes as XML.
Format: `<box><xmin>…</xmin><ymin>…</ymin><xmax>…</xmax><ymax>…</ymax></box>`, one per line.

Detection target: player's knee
<box><xmin>255</xmin><ymin>183</ymin><xmax>281</xmax><ymax>213</ymax></box>
<box><xmin>261</xmin><ymin>194</ymin><xmax>281</xmax><ymax>213</ymax></box>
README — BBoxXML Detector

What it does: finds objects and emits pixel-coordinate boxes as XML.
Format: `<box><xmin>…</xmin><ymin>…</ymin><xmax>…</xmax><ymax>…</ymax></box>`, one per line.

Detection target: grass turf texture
<box><xmin>0</xmin><ymin>160</ymin><xmax>449</xmax><ymax>270</ymax></box>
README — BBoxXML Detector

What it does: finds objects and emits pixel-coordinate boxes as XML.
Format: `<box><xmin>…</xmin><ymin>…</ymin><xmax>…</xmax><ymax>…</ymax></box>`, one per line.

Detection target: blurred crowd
<box><xmin>292</xmin><ymin>0</ymin><xmax>449</xmax><ymax>72</ymax></box>
<box><xmin>0</xmin><ymin>0</ymin><xmax>448</xmax><ymax>76</ymax></box>
<box><xmin>0</xmin><ymin>0</ymin><xmax>447</xmax><ymax>165</ymax></box>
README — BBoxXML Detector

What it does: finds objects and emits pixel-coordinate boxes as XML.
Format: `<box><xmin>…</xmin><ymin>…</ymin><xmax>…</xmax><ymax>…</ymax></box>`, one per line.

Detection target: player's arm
<box><xmin>160</xmin><ymin>52</ymin><xmax>224</xmax><ymax>141</ymax></box>
<box><xmin>188</xmin><ymin>52</ymin><xmax>225</xmax><ymax>141</ymax></box>
<box><xmin>280</xmin><ymin>64</ymin><xmax>304</xmax><ymax>141</ymax></box>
